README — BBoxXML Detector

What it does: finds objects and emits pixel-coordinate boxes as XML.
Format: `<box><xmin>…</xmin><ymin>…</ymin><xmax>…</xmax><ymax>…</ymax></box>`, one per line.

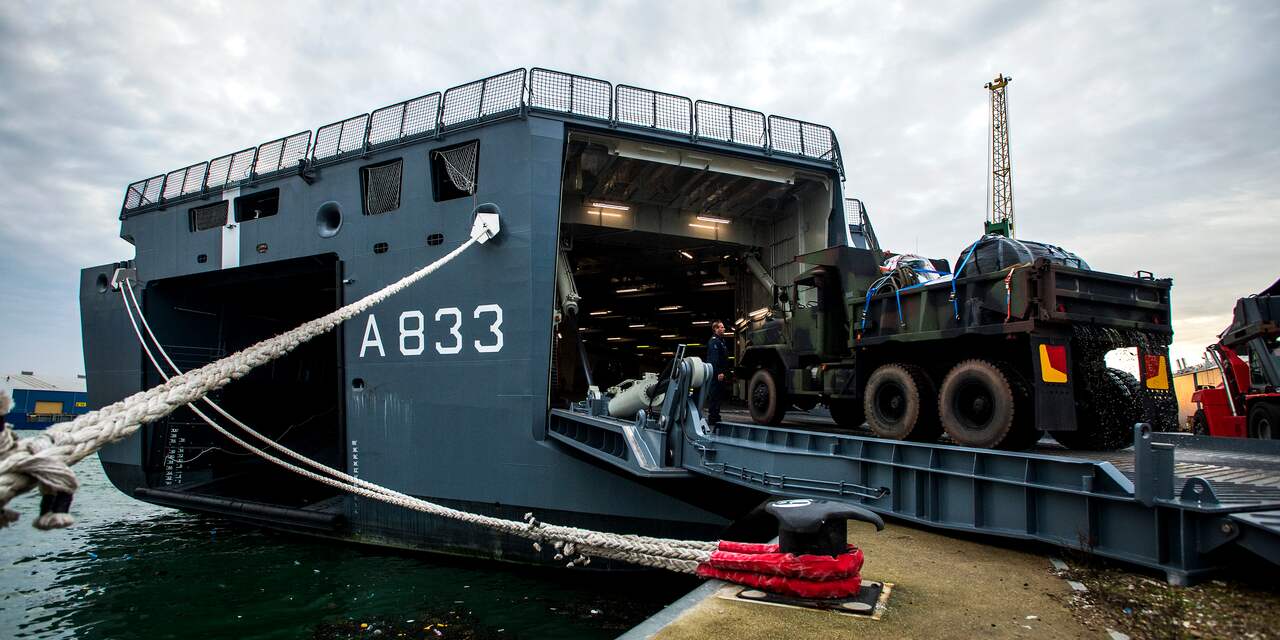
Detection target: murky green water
<box><xmin>0</xmin><ymin>437</ymin><xmax>694</xmax><ymax>639</ymax></box>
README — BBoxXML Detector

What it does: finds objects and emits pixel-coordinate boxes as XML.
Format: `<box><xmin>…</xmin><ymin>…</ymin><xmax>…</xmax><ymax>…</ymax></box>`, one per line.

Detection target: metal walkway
<box><xmin>546</xmin><ymin>359</ymin><xmax>1280</xmax><ymax>584</ymax></box>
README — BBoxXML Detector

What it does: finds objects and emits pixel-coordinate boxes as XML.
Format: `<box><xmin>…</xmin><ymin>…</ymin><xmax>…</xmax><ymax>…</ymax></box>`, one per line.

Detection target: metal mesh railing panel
<box><xmin>313</xmin><ymin>114</ymin><xmax>369</xmax><ymax>161</ymax></box>
<box><xmin>367</xmin><ymin>103</ymin><xmax>406</xmax><ymax>147</ymax></box>
<box><xmin>801</xmin><ymin>123</ymin><xmax>837</xmax><ymax>161</ymax></box>
<box><xmin>254</xmin><ymin>139</ymin><xmax>285</xmax><ymax>175</ymax></box>
<box><xmin>616</xmin><ymin>85</ymin><xmax>692</xmax><ymax>135</ymax></box>
<box><xmin>227</xmin><ymin>148</ymin><xmax>256</xmax><ymax>183</ymax></box>
<box><xmin>363</xmin><ymin>160</ymin><xmax>402</xmax><ymax>215</ymax></box>
<box><xmin>696</xmin><ymin>101</ymin><xmax>767</xmax><ymax>147</ymax></box>
<box><xmin>440</xmin><ymin>80</ymin><xmax>484</xmax><ymax>129</ymax></box>
<box><xmin>768</xmin><ymin>116</ymin><xmax>837</xmax><ymax>161</ymax></box>
<box><xmin>205</xmin><ymin>155</ymin><xmax>232</xmax><ymax>189</ymax></box>
<box><xmin>123</xmin><ymin>175</ymin><xmax>165</xmax><ymax>210</ymax></box>
<box><xmin>479</xmin><ymin>69</ymin><xmax>525</xmax><ymax>118</ymax></box>
<box><xmin>162</xmin><ymin>169</ymin><xmax>185</xmax><ymax>200</ymax></box>
<box><xmin>366</xmin><ymin>92</ymin><xmax>441</xmax><ymax>147</ymax></box>
<box><xmin>402</xmin><ymin>93</ymin><xmax>440</xmax><ymax>139</ymax></box>
<box><xmin>768</xmin><ymin>116</ymin><xmax>803</xmax><ymax>156</ymax></box>
<box><xmin>528</xmin><ymin>69</ymin><xmax>611</xmax><ymax>121</ymax></box>
<box><xmin>180</xmin><ymin>163</ymin><xmax>207</xmax><ymax>195</ymax></box>
<box><xmin>163</xmin><ymin>163</ymin><xmax>206</xmax><ymax>199</ymax></box>
<box><xmin>279</xmin><ymin>131</ymin><xmax>310</xmax><ymax>169</ymax></box>
<box><xmin>338</xmin><ymin>115</ymin><xmax>368</xmax><ymax>154</ymax></box>
<box><xmin>255</xmin><ymin>131</ymin><xmax>311</xmax><ymax>175</ymax></box>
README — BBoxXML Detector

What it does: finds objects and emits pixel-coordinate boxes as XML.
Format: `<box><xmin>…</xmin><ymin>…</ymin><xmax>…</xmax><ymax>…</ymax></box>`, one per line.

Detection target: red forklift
<box><xmin>1191</xmin><ymin>278</ymin><xmax>1280</xmax><ymax>439</ymax></box>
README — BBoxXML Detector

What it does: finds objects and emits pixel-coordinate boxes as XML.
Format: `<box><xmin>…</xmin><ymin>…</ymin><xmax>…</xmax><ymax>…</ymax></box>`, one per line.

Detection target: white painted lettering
<box><xmin>359</xmin><ymin>314</ymin><xmax>385</xmax><ymax>358</ymax></box>
<box><xmin>399</xmin><ymin>310</ymin><xmax>425</xmax><ymax>355</ymax></box>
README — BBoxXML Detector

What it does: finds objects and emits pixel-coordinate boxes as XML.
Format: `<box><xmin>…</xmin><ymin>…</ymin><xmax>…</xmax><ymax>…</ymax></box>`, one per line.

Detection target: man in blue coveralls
<box><xmin>705</xmin><ymin>320</ymin><xmax>730</xmax><ymax>425</ymax></box>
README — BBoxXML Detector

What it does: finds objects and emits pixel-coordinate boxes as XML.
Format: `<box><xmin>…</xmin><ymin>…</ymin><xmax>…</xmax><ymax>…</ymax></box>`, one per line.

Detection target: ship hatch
<box><xmin>140</xmin><ymin>254</ymin><xmax>345</xmax><ymax>511</ymax></box>
<box><xmin>552</xmin><ymin>131</ymin><xmax>834</xmax><ymax>406</ymax></box>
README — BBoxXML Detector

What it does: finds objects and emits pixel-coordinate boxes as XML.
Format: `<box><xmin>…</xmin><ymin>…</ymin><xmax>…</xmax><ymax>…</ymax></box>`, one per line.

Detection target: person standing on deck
<box><xmin>706</xmin><ymin>320</ymin><xmax>730</xmax><ymax>425</ymax></box>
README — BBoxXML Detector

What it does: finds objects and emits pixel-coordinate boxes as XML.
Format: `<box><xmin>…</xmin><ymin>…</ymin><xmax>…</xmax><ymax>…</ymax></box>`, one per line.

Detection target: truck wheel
<box><xmin>1191</xmin><ymin>409</ymin><xmax>1209</xmax><ymax>436</ymax></box>
<box><xmin>827</xmin><ymin>399</ymin><xmax>865</xmax><ymax>429</ymax></box>
<box><xmin>994</xmin><ymin>362</ymin><xmax>1042</xmax><ymax>450</ymax></box>
<box><xmin>1249</xmin><ymin>402</ymin><xmax>1280</xmax><ymax>440</ymax></box>
<box><xmin>939</xmin><ymin>359</ymin><xmax>1020</xmax><ymax>449</ymax></box>
<box><xmin>748</xmin><ymin>368</ymin><xmax>788</xmax><ymax>425</ymax></box>
<box><xmin>863</xmin><ymin>364</ymin><xmax>939</xmax><ymax>441</ymax></box>
<box><xmin>1051</xmin><ymin>367</ymin><xmax>1139</xmax><ymax>451</ymax></box>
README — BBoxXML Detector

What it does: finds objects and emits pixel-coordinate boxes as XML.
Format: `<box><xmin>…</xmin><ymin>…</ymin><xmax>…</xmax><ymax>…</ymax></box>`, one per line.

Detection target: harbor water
<box><xmin>0</xmin><ymin>433</ymin><xmax>694</xmax><ymax>639</ymax></box>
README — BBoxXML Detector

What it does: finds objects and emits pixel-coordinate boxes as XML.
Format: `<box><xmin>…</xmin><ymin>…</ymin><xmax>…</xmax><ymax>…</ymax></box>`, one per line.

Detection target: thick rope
<box><xmin>0</xmin><ymin>233</ymin><xmax>480</xmax><ymax>522</ymax></box>
<box><xmin>116</xmin><ymin>280</ymin><xmax>716</xmax><ymax>570</ymax></box>
<box><xmin>118</xmin><ymin>281</ymin><xmax>712</xmax><ymax>571</ymax></box>
<box><xmin>0</xmin><ymin>221</ymin><xmax>714</xmax><ymax>572</ymax></box>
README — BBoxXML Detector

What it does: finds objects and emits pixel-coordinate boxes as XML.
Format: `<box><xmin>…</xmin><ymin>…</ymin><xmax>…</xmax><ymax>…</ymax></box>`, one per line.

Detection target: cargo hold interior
<box><xmin>139</xmin><ymin>255</ymin><xmax>345</xmax><ymax>511</ymax></box>
<box><xmin>550</xmin><ymin>130</ymin><xmax>835</xmax><ymax>408</ymax></box>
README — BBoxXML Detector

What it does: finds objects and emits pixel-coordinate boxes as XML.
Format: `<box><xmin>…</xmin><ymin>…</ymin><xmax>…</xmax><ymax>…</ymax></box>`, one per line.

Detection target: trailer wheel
<box><xmin>938</xmin><ymin>359</ymin><xmax>1021</xmax><ymax>448</ymax></box>
<box><xmin>827</xmin><ymin>399</ymin><xmax>865</xmax><ymax>429</ymax></box>
<box><xmin>993</xmin><ymin>362</ymin><xmax>1043</xmax><ymax>450</ymax></box>
<box><xmin>863</xmin><ymin>364</ymin><xmax>939</xmax><ymax>441</ymax></box>
<box><xmin>1051</xmin><ymin>367</ymin><xmax>1140</xmax><ymax>451</ymax></box>
<box><xmin>748</xmin><ymin>368</ymin><xmax>788</xmax><ymax>425</ymax></box>
<box><xmin>1191</xmin><ymin>409</ymin><xmax>1209</xmax><ymax>436</ymax></box>
<box><xmin>1249</xmin><ymin>402</ymin><xmax>1280</xmax><ymax>440</ymax></box>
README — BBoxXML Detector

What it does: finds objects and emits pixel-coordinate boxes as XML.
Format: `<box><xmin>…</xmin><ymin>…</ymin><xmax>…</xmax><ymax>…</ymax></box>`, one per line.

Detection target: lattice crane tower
<box><xmin>984</xmin><ymin>74</ymin><xmax>1014</xmax><ymax>238</ymax></box>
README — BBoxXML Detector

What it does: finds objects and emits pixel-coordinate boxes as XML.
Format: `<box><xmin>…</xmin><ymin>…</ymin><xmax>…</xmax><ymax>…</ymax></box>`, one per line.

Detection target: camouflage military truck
<box><xmin>737</xmin><ymin>204</ymin><xmax>1176</xmax><ymax>451</ymax></box>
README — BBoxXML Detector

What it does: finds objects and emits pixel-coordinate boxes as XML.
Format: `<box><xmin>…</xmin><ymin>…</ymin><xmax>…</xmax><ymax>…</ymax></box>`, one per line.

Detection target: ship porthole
<box><xmin>316</xmin><ymin>201</ymin><xmax>343</xmax><ymax>238</ymax></box>
<box><xmin>96</xmin><ymin>273</ymin><xmax>109</xmax><ymax>293</ymax></box>
<box><xmin>351</xmin><ymin>377</ymin><xmax>365</xmax><ymax>391</ymax></box>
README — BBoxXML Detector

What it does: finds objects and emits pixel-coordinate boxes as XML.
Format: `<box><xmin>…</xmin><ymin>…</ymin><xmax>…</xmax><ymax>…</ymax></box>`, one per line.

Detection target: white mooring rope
<box><xmin>0</xmin><ymin>216</ymin><xmax>714</xmax><ymax>572</ymax></box>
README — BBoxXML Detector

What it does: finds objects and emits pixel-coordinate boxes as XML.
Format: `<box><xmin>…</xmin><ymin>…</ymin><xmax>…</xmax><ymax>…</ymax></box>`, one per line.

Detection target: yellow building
<box><xmin>1172</xmin><ymin>364</ymin><xmax>1223</xmax><ymax>428</ymax></box>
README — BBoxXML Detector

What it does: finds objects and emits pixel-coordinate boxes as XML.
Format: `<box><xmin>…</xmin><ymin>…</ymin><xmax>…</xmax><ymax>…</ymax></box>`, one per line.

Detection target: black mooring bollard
<box><xmin>765</xmin><ymin>499</ymin><xmax>885</xmax><ymax>557</ymax></box>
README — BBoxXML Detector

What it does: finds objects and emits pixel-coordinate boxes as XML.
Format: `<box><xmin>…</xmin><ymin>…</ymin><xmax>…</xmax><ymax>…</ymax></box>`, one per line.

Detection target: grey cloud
<box><xmin>0</xmin><ymin>0</ymin><xmax>1275</xmax><ymax>375</ymax></box>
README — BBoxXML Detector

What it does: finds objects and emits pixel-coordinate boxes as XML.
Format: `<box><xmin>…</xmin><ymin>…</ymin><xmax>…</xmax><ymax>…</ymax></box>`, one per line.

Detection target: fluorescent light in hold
<box><xmin>660</xmin><ymin>334</ymin><xmax>678</xmax><ymax>339</ymax></box>
<box><xmin>616</xmin><ymin>288</ymin><xmax>640</xmax><ymax>294</ymax></box>
<box><xmin>748</xmin><ymin>307</ymin><xmax>769</xmax><ymax>318</ymax></box>
<box><xmin>629</xmin><ymin>323</ymin><xmax>645</xmax><ymax>328</ymax></box>
<box><xmin>688</xmin><ymin>223</ymin><xmax>715</xmax><ymax>231</ymax></box>
<box><xmin>696</xmin><ymin>215</ymin><xmax>731</xmax><ymax>225</ymax></box>
<box><xmin>702</xmin><ymin>280</ymin><xmax>727</xmax><ymax>287</ymax></box>
<box><xmin>679</xmin><ymin>250</ymin><xmax>694</xmax><ymax>260</ymax></box>
<box><xmin>691</xmin><ymin>320</ymin><xmax>710</xmax><ymax>326</ymax></box>
<box><xmin>723</xmin><ymin>331</ymin><xmax>735</xmax><ymax>336</ymax></box>
<box><xmin>607</xmin><ymin>337</ymin><xmax>623</xmax><ymax>341</ymax></box>
<box><xmin>589</xmin><ymin>310</ymin><xmax>610</xmax><ymax>316</ymax></box>
<box><xmin>636</xmin><ymin>345</ymin><xmax>652</xmax><ymax>349</ymax></box>
<box><xmin>661</xmin><ymin>351</ymin><xmax>674</xmax><ymax>356</ymax></box>
<box><xmin>591</xmin><ymin>202</ymin><xmax>630</xmax><ymax>211</ymax></box>
<box><xmin>658</xmin><ymin>305</ymin><xmax>681</xmax><ymax>311</ymax></box>
<box><xmin>686</xmin><ymin>342</ymin><xmax>703</xmax><ymax>347</ymax></box>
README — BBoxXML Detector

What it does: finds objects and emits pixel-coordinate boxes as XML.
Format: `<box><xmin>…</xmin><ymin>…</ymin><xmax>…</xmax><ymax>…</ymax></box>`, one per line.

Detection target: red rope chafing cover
<box><xmin>695</xmin><ymin>541</ymin><xmax>864</xmax><ymax>599</ymax></box>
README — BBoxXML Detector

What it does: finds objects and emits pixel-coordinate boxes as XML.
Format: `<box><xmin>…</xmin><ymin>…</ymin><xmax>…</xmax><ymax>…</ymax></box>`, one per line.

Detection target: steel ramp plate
<box><xmin>1229</xmin><ymin>510</ymin><xmax>1280</xmax><ymax>565</ymax></box>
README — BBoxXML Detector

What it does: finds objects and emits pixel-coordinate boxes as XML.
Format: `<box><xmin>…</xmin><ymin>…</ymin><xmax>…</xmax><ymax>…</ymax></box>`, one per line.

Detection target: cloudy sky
<box><xmin>0</xmin><ymin>0</ymin><xmax>1275</xmax><ymax>380</ymax></box>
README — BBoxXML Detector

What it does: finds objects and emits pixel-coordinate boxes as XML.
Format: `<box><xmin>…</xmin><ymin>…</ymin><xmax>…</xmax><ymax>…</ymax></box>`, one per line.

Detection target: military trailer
<box><xmin>738</xmin><ymin>213</ymin><xmax>1178</xmax><ymax>451</ymax></box>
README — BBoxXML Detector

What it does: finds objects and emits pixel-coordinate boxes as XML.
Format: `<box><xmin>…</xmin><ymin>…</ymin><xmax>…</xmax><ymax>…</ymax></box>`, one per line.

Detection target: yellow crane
<box><xmin>985</xmin><ymin>74</ymin><xmax>1014</xmax><ymax>237</ymax></box>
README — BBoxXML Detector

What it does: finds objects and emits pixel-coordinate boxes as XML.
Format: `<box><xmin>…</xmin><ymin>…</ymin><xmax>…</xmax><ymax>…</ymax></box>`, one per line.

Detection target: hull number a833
<box><xmin>358</xmin><ymin>305</ymin><xmax>504</xmax><ymax>357</ymax></box>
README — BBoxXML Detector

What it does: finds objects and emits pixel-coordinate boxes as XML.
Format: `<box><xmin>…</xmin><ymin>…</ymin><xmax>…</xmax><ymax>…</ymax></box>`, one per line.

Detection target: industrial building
<box><xmin>2</xmin><ymin>372</ymin><xmax>90</xmax><ymax>430</ymax></box>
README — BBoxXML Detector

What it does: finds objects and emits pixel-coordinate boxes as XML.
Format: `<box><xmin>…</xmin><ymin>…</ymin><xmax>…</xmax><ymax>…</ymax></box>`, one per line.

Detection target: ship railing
<box><xmin>120</xmin><ymin>67</ymin><xmax>843</xmax><ymax>217</ymax></box>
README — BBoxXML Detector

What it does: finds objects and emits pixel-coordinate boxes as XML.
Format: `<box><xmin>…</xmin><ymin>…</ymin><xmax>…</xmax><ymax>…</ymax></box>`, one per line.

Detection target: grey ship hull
<box><xmin>79</xmin><ymin>69</ymin><xmax>847</xmax><ymax>566</ymax></box>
